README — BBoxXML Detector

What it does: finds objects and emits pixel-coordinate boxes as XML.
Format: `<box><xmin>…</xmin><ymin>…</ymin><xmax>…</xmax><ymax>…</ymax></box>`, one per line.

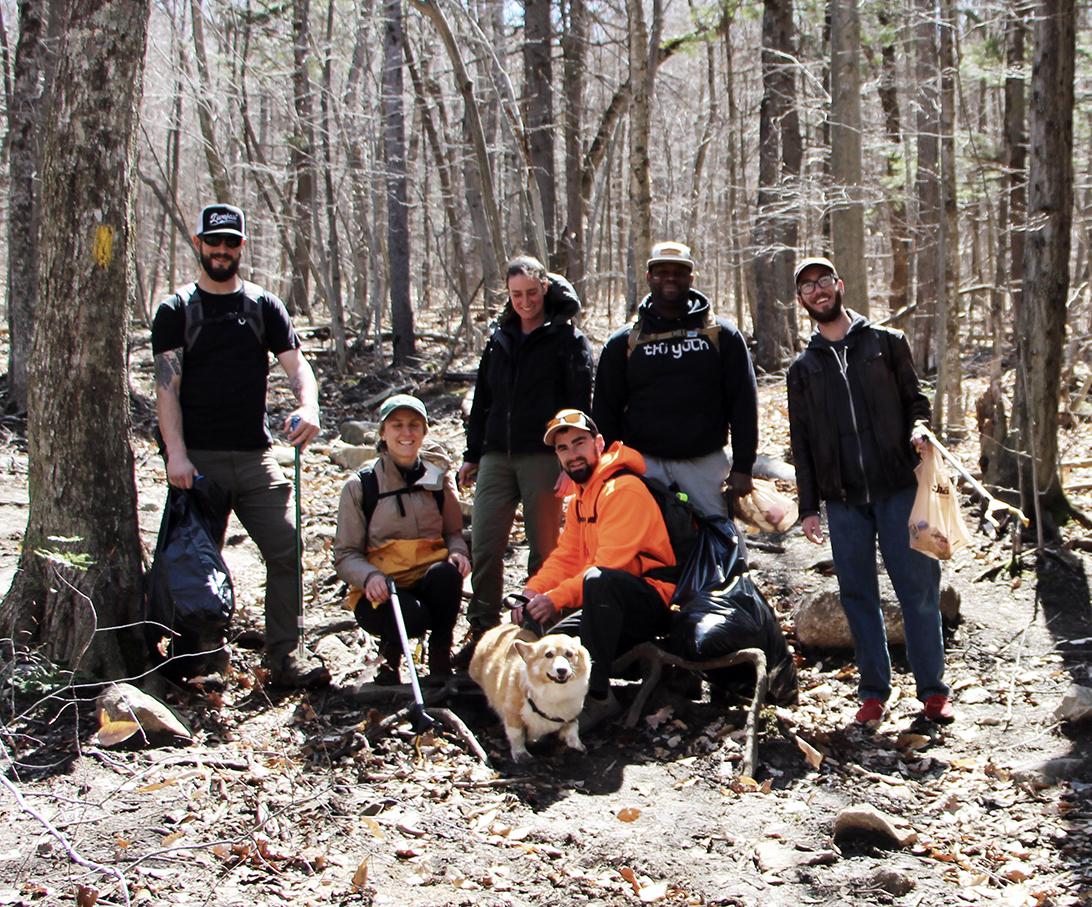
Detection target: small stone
<box><xmin>329</xmin><ymin>444</ymin><xmax>375</xmax><ymax>471</ymax></box>
<box><xmin>869</xmin><ymin>868</ymin><xmax>916</xmax><ymax>896</ymax></box>
<box><xmin>1055</xmin><ymin>684</ymin><xmax>1092</xmax><ymax>722</ymax></box>
<box><xmin>339</xmin><ymin>420</ymin><xmax>379</xmax><ymax>446</ymax></box>
<box><xmin>960</xmin><ymin>685</ymin><xmax>991</xmax><ymax>704</ymax></box>
<box><xmin>939</xmin><ymin>584</ymin><xmax>961</xmax><ymax>625</ymax></box>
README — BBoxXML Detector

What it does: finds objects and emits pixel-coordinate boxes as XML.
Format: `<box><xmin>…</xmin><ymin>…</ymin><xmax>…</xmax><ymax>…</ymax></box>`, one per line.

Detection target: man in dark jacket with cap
<box><xmin>593</xmin><ymin>242</ymin><xmax>758</xmax><ymax>521</ymax></box>
<box><xmin>152</xmin><ymin>203</ymin><xmax>329</xmax><ymax>689</ymax></box>
<box><xmin>786</xmin><ymin>255</ymin><xmax>952</xmax><ymax>725</ymax></box>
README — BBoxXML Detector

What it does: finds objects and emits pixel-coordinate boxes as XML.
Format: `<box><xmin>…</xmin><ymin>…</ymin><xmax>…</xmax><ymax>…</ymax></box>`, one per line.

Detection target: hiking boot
<box><xmin>452</xmin><ymin>628</ymin><xmax>486</xmax><ymax>671</ymax></box>
<box><xmin>375</xmin><ymin>642</ymin><xmax>402</xmax><ymax>686</ymax></box>
<box><xmin>923</xmin><ymin>694</ymin><xmax>955</xmax><ymax>723</ymax></box>
<box><xmin>269</xmin><ymin>650</ymin><xmax>331</xmax><ymax>689</ymax></box>
<box><xmin>579</xmin><ymin>690</ymin><xmax>622</xmax><ymax>734</ymax></box>
<box><xmin>854</xmin><ymin>698</ymin><xmax>886</xmax><ymax>724</ymax></box>
<box><xmin>429</xmin><ymin>636</ymin><xmax>453</xmax><ymax>678</ymax></box>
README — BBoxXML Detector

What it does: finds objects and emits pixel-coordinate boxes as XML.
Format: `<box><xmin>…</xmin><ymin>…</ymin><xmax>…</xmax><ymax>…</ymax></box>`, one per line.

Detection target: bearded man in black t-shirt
<box><xmin>151</xmin><ymin>203</ymin><xmax>330</xmax><ymax>688</ymax></box>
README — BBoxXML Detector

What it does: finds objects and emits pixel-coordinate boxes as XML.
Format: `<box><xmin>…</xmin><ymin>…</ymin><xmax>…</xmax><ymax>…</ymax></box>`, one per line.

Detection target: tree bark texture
<box><xmin>382</xmin><ymin>0</ymin><xmax>414</xmax><ymax>364</ymax></box>
<box><xmin>1004</xmin><ymin>1</ymin><xmax>1027</xmax><ymax>331</ymax></box>
<box><xmin>752</xmin><ymin>0</ymin><xmax>801</xmax><ymax>370</ymax></box>
<box><xmin>188</xmin><ymin>0</ymin><xmax>231</xmax><ymax>202</ymax></box>
<box><xmin>559</xmin><ymin>0</ymin><xmax>586</xmax><ymax>291</ymax></box>
<box><xmin>829</xmin><ymin>0</ymin><xmax>868</xmax><ymax>316</ymax></box>
<box><xmin>912</xmin><ymin>0</ymin><xmax>941</xmax><ymax>369</ymax></box>
<box><xmin>287</xmin><ymin>0</ymin><xmax>315</xmax><ymax>320</ymax></box>
<box><xmin>523</xmin><ymin>0</ymin><xmax>556</xmax><ymax>260</ymax></box>
<box><xmin>874</xmin><ymin>9</ymin><xmax>909</xmax><ymax>316</ymax></box>
<box><xmin>6</xmin><ymin>0</ymin><xmax>46</xmax><ymax>414</ymax></box>
<box><xmin>627</xmin><ymin>0</ymin><xmax>652</xmax><ymax>315</ymax></box>
<box><xmin>1</xmin><ymin>0</ymin><xmax>149</xmax><ymax>678</ymax></box>
<box><xmin>1013</xmin><ymin>0</ymin><xmax>1075</xmax><ymax>517</ymax></box>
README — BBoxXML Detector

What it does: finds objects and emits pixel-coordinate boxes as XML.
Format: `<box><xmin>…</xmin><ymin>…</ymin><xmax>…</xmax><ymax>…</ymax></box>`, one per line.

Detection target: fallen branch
<box><xmin>612</xmin><ymin>645</ymin><xmax>768</xmax><ymax>778</ymax></box>
<box><xmin>0</xmin><ymin>773</ymin><xmax>131</xmax><ymax>906</ymax></box>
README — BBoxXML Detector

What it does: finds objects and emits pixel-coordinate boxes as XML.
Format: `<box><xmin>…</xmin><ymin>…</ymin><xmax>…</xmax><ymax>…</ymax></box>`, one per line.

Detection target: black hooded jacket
<box><xmin>592</xmin><ymin>290</ymin><xmax>758</xmax><ymax>469</ymax></box>
<box><xmin>786</xmin><ymin>311</ymin><xmax>931</xmax><ymax>516</ymax></box>
<box><xmin>463</xmin><ymin>274</ymin><xmax>593</xmax><ymax>462</ymax></box>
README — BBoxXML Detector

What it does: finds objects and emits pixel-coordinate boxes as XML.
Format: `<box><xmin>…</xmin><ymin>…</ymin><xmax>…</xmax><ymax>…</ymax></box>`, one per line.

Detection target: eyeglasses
<box><xmin>202</xmin><ymin>235</ymin><xmax>242</xmax><ymax>249</ymax></box>
<box><xmin>797</xmin><ymin>274</ymin><xmax>837</xmax><ymax>296</ymax></box>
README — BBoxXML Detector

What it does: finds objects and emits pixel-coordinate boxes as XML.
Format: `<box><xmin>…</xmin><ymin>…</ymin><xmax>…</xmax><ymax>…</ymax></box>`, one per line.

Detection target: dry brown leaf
<box><xmin>160</xmin><ymin>831</ymin><xmax>184</xmax><ymax>846</ymax></box>
<box><xmin>395</xmin><ymin>848</ymin><xmax>421</xmax><ymax>860</ymax></box>
<box><xmin>616</xmin><ymin>807</ymin><xmax>641</xmax><ymax>823</ymax></box>
<box><xmin>360</xmin><ymin>817</ymin><xmax>385</xmax><ymax>839</ymax></box>
<box><xmin>895</xmin><ymin>733</ymin><xmax>931</xmax><ymax>751</ymax></box>
<box><xmin>351</xmin><ymin>858</ymin><xmax>369</xmax><ymax>890</ymax></box>
<box><xmin>75</xmin><ymin>885</ymin><xmax>99</xmax><ymax>907</ymax></box>
<box><xmin>136</xmin><ymin>779</ymin><xmax>179</xmax><ymax>793</ymax></box>
<box><xmin>619</xmin><ymin>866</ymin><xmax>641</xmax><ymax>894</ymax></box>
<box><xmin>95</xmin><ymin>717</ymin><xmax>141</xmax><ymax>747</ymax></box>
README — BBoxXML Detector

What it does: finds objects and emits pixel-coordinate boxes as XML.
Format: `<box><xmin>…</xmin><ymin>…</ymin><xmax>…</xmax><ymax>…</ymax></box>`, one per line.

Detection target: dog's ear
<box><xmin>513</xmin><ymin>640</ymin><xmax>535</xmax><ymax>664</ymax></box>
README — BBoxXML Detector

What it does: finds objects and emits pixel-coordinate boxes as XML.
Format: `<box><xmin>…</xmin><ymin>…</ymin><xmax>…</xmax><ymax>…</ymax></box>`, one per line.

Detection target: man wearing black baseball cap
<box><xmin>787</xmin><ymin>255</ymin><xmax>952</xmax><ymax>725</ymax></box>
<box><xmin>151</xmin><ymin>203</ymin><xmax>329</xmax><ymax>689</ymax></box>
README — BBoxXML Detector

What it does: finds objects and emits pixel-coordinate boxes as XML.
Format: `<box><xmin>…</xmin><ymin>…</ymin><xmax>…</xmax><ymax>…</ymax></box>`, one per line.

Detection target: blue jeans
<box><xmin>826</xmin><ymin>485</ymin><xmax>947</xmax><ymax>702</ymax></box>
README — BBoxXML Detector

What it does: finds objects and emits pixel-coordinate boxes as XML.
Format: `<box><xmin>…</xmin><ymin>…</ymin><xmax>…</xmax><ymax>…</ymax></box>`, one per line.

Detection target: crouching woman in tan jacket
<box><xmin>334</xmin><ymin>394</ymin><xmax>470</xmax><ymax>684</ymax></box>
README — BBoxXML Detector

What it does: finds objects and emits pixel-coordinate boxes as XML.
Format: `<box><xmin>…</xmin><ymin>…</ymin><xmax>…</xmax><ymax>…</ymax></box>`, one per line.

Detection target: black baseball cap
<box><xmin>196</xmin><ymin>204</ymin><xmax>247</xmax><ymax>239</ymax></box>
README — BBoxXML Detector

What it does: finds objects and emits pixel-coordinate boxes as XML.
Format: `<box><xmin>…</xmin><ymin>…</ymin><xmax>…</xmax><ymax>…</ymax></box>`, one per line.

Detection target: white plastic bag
<box><xmin>908</xmin><ymin>446</ymin><xmax>971</xmax><ymax>560</ymax></box>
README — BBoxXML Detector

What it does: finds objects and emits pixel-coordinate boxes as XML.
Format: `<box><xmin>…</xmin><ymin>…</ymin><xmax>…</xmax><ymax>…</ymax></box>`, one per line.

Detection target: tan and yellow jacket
<box><xmin>333</xmin><ymin>443</ymin><xmax>468</xmax><ymax>591</ymax></box>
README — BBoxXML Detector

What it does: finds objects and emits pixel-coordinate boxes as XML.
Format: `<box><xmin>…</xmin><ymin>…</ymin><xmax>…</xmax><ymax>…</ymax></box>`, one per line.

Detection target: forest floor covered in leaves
<box><xmin>1</xmin><ymin>324</ymin><xmax>1092</xmax><ymax>906</ymax></box>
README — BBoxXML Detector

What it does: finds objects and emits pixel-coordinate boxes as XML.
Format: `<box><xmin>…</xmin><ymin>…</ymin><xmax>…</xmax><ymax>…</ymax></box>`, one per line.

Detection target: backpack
<box><xmin>624</xmin><ymin>310</ymin><xmax>721</xmax><ymax>359</ymax></box>
<box><xmin>357</xmin><ymin>464</ymin><xmax>445</xmax><ymax>550</ymax></box>
<box><xmin>581</xmin><ymin>469</ymin><xmax>707</xmax><ymax>585</ymax></box>
<box><xmin>175</xmin><ymin>281</ymin><xmax>267</xmax><ymax>352</ymax></box>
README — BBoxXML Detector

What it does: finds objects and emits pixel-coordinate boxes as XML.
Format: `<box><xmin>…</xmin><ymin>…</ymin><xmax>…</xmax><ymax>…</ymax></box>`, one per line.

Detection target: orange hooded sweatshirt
<box><xmin>525</xmin><ymin>441</ymin><xmax>676</xmax><ymax>610</ymax></box>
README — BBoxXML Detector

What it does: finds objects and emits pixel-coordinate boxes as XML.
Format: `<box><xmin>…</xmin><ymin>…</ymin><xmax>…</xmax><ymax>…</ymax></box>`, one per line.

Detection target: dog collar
<box><xmin>527</xmin><ymin>695</ymin><xmax>567</xmax><ymax>725</ymax></box>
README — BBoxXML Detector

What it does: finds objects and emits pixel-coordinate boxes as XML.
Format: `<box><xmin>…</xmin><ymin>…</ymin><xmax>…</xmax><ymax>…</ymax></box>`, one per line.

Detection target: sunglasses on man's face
<box><xmin>202</xmin><ymin>235</ymin><xmax>242</xmax><ymax>249</ymax></box>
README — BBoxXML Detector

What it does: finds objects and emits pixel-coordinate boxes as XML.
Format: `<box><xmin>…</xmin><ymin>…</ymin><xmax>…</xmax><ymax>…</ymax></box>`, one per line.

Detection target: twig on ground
<box><xmin>0</xmin><ymin>772</ymin><xmax>131</xmax><ymax>906</ymax></box>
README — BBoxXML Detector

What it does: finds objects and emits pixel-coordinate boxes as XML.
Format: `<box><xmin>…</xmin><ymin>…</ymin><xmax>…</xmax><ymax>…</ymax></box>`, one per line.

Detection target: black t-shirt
<box><xmin>151</xmin><ymin>283</ymin><xmax>300</xmax><ymax>450</ymax></box>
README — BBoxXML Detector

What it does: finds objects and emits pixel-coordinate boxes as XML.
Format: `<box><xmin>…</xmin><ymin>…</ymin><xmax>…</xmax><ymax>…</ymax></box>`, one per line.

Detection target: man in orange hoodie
<box><xmin>512</xmin><ymin>409</ymin><xmax>676</xmax><ymax>728</ymax></box>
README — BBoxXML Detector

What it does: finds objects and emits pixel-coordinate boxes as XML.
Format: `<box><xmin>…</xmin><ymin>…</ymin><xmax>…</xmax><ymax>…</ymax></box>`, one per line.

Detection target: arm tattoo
<box><xmin>154</xmin><ymin>350</ymin><xmax>183</xmax><ymax>390</ymax></box>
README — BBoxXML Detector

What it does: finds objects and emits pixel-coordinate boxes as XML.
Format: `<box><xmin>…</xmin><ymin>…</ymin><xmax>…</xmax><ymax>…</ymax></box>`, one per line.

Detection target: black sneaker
<box><xmin>269</xmin><ymin>651</ymin><xmax>332</xmax><ymax>689</ymax></box>
<box><xmin>452</xmin><ymin>629</ymin><xmax>485</xmax><ymax>671</ymax></box>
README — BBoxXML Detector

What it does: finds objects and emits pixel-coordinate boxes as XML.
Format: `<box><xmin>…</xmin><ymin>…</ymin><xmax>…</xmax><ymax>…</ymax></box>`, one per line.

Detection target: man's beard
<box><xmin>802</xmin><ymin>289</ymin><xmax>844</xmax><ymax>324</ymax></box>
<box><xmin>564</xmin><ymin>460</ymin><xmax>594</xmax><ymax>484</ymax></box>
<box><xmin>201</xmin><ymin>249</ymin><xmax>240</xmax><ymax>282</ymax></box>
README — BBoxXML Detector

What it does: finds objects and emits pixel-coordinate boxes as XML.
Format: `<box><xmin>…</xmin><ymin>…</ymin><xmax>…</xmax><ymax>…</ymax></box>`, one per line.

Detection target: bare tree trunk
<box><xmin>410</xmin><ymin>0</ymin><xmax>505</xmax><ymax>295</ymax></box>
<box><xmin>382</xmin><ymin>0</ymin><xmax>414</xmax><ymax>364</ymax></box>
<box><xmin>626</xmin><ymin>1</ymin><xmax>651</xmax><ymax>315</ymax></box>
<box><xmin>1004</xmin><ymin>1</ymin><xmax>1027</xmax><ymax>333</ymax></box>
<box><xmin>912</xmin><ymin>0</ymin><xmax>941</xmax><ymax>369</ymax></box>
<box><xmin>559</xmin><ymin>0</ymin><xmax>586</xmax><ymax>291</ymax></box>
<box><xmin>5</xmin><ymin>0</ymin><xmax>46</xmax><ymax>413</ymax></box>
<box><xmin>320</xmin><ymin>0</ymin><xmax>347</xmax><ymax>370</ymax></box>
<box><xmin>936</xmin><ymin>0</ymin><xmax>962</xmax><ymax>436</ymax></box>
<box><xmin>287</xmin><ymin>0</ymin><xmax>314</xmax><ymax>320</ymax></box>
<box><xmin>1011</xmin><ymin>0</ymin><xmax>1075</xmax><ymax>526</ymax></box>
<box><xmin>829</xmin><ymin>0</ymin><xmax>868</xmax><ymax>315</ymax></box>
<box><xmin>189</xmin><ymin>0</ymin><xmax>231</xmax><ymax>201</ymax></box>
<box><xmin>523</xmin><ymin>0</ymin><xmax>556</xmax><ymax>260</ymax></box>
<box><xmin>752</xmin><ymin>0</ymin><xmax>801</xmax><ymax>370</ymax></box>
<box><xmin>686</xmin><ymin>35</ymin><xmax>717</xmax><ymax>242</ymax></box>
<box><xmin>874</xmin><ymin>9</ymin><xmax>909</xmax><ymax>316</ymax></box>
<box><xmin>1</xmin><ymin>0</ymin><xmax>149</xmax><ymax>678</ymax></box>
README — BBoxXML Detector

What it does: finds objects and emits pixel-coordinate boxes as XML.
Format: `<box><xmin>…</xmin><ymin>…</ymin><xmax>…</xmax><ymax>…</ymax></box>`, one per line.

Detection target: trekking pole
<box><xmin>291</xmin><ymin>415</ymin><xmax>306</xmax><ymax>659</ymax></box>
<box><xmin>387</xmin><ymin>578</ymin><xmax>437</xmax><ymax>733</ymax></box>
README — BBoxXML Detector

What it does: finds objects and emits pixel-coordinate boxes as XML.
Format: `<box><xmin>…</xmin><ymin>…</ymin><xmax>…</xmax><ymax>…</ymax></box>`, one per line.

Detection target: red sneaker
<box><xmin>855</xmin><ymin>698</ymin><xmax>886</xmax><ymax>724</ymax></box>
<box><xmin>923</xmin><ymin>694</ymin><xmax>955</xmax><ymax>722</ymax></box>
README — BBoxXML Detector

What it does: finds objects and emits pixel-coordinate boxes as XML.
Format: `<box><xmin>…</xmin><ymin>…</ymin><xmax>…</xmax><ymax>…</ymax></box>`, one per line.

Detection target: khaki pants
<box><xmin>187</xmin><ymin>448</ymin><xmax>298</xmax><ymax>659</ymax></box>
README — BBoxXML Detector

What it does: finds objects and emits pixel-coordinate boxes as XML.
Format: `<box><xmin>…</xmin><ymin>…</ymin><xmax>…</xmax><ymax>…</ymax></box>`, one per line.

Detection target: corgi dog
<box><xmin>469</xmin><ymin>624</ymin><xmax>590</xmax><ymax>762</ymax></box>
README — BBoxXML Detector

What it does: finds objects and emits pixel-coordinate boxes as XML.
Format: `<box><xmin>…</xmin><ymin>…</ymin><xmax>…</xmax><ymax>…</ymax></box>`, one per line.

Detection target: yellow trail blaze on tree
<box><xmin>92</xmin><ymin>224</ymin><xmax>114</xmax><ymax>268</ymax></box>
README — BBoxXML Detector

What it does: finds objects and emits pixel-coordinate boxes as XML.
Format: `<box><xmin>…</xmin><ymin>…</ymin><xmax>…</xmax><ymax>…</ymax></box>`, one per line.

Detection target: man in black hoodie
<box><xmin>592</xmin><ymin>242</ymin><xmax>758</xmax><ymax>520</ymax></box>
<box><xmin>786</xmin><ymin>256</ymin><xmax>953</xmax><ymax>725</ymax></box>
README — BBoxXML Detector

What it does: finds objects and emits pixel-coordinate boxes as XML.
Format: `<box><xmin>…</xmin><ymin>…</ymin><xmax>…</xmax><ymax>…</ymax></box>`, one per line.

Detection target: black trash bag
<box><xmin>144</xmin><ymin>477</ymin><xmax>234</xmax><ymax>676</ymax></box>
<box><xmin>669</xmin><ymin>572</ymin><xmax>798</xmax><ymax>705</ymax></box>
<box><xmin>670</xmin><ymin>514</ymin><xmax>744</xmax><ymax>605</ymax></box>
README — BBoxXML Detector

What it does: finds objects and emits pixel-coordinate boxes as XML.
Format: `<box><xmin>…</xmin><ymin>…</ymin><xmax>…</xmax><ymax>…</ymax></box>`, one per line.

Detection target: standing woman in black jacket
<box><xmin>455</xmin><ymin>256</ymin><xmax>593</xmax><ymax>663</ymax></box>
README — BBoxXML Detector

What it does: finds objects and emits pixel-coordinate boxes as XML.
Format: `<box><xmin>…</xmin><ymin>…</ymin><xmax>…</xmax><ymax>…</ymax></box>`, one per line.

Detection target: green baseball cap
<box><xmin>378</xmin><ymin>393</ymin><xmax>429</xmax><ymax>424</ymax></box>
